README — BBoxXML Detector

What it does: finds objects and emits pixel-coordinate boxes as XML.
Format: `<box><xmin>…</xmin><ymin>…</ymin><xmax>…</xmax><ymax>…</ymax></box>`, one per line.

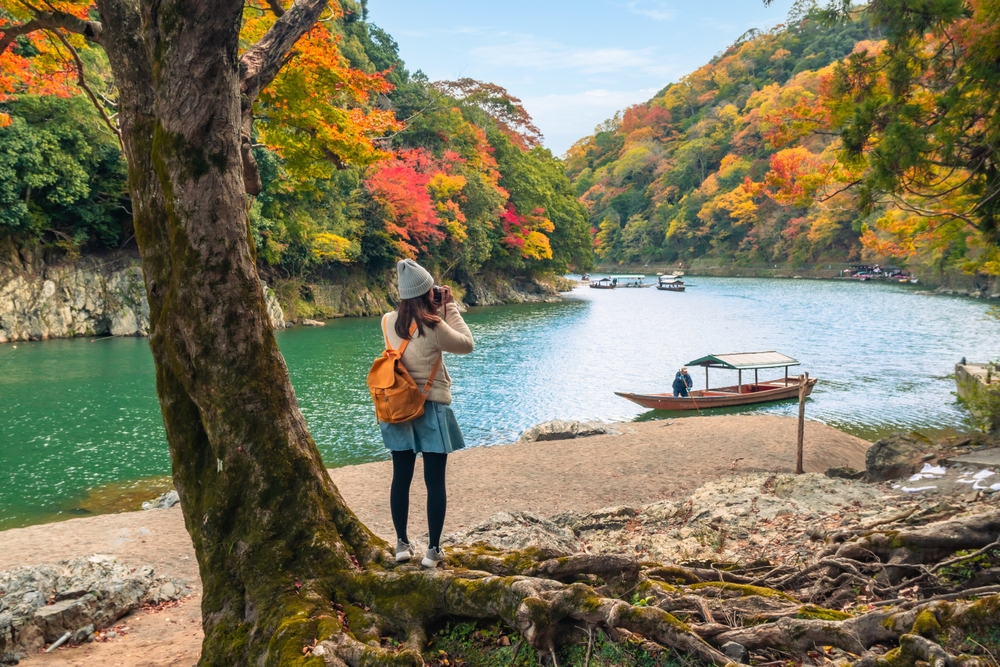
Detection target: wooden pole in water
<box><xmin>796</xmin><ymin>372</ymin><xmax>809</xmax><ymax>474</ymax></box>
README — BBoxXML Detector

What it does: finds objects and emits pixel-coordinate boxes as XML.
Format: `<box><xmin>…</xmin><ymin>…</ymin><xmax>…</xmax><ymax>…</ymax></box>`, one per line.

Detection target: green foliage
<box><xmin>0</xmin><ymin>95</ymin><xmax>129</xmax><ymax>252</ymax></box>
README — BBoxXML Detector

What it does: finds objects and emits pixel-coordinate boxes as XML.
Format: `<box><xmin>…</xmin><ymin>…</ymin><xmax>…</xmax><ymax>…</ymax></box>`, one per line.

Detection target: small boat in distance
<box><xmin>614</xmin><ymin>274</ymin><xmax>651</xmax><ymax>288</ymax></box>
<box><xmin>616</xmin><ymin>351</ymin><xmax>816</xmax><ymax>411</ymax></box>
<box><xmin>656</xmin><ymin>275</ymin><xmax>686</xmax><ymax>292</ymax></box>
<box><xmin>589</xmin><ymin>277</ymin><xmax>616</xmax><ymax>289</ymax></box>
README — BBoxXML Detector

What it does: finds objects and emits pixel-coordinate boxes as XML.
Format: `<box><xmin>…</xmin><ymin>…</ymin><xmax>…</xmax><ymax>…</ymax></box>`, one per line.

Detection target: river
<box><xmin>2</xmin><ymin>277</ymin><xmax>999</xmax><ymax>529</ymax></box>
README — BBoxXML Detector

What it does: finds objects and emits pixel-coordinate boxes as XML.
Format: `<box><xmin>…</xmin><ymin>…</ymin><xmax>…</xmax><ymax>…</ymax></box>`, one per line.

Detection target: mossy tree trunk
<box><xmin>89</xmin><ymin>0</ymin><xmax>388</xmax><ymax>663</ymax></box>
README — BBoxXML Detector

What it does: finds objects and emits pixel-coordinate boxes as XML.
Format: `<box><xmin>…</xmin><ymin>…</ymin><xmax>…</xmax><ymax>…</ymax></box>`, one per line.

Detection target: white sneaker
<box><xmin>422</xmin><ymin>546</ymin><xmax>445</xmax><ymax>568</ymax></box>
<box><xmin>395</xmin><ymin>539</ymin><xmax>414</xmax><ymax>563</ymax></box>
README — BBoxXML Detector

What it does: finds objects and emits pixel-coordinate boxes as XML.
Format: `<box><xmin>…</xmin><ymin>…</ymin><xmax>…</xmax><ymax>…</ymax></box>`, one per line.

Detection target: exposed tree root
<box><xmin>257</xmin><ymin>508</ymin><xmax>1000</xmax><ymax>667</ymax></box>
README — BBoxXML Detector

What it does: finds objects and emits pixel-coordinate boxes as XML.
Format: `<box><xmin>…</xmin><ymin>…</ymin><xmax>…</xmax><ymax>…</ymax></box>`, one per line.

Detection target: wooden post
<box><xmin>705</xmin><ymin>366</ymin><xmax>709</xmax><ymax>391</ymax></box>
<box><xmin>754</xmin><ymin>368</ymin><xmax>758</xmax><ymax>387</ymax></box>
<box><xmin>796</xmin><ymin>372</ymin><xmax>809</xmax><ymax>474</ymax></box>
<box><xmin>738</xmin><ymin>369</ymin><xmax>742</xmax><ymax>393</ymax></box>
<box><xmin>784</xmin><ymin>366</ymin><xmax>788</xmax><ymax>386</ymax></box>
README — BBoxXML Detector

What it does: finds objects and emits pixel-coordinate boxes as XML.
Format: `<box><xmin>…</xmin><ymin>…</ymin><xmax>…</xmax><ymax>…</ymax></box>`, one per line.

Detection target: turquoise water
<box><xmin>2</xmin><ymin>277</ymin><xmax>999</xmax><ymax>529</ymax></box>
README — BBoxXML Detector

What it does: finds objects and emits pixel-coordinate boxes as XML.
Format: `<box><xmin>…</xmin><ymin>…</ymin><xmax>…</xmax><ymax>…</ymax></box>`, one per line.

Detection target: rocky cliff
<box><xmin>0</xmin><ymin>255</ymin><xmax>284</xmax><ymax>343</ymax></box>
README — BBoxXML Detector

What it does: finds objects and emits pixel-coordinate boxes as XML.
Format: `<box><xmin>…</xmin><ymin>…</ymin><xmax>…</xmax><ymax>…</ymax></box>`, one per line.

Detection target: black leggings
<box><xmin>390</xmin><ymin>451</ymin><xmax>447</xmax><ymax>548</ymax></box>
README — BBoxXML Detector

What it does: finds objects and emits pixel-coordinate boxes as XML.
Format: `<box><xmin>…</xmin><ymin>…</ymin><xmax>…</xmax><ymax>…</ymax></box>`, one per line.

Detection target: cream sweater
<box><xmin>381</xmin><ymin>303</ymin><xmax>474</xmax><ymax>405</ymax></box>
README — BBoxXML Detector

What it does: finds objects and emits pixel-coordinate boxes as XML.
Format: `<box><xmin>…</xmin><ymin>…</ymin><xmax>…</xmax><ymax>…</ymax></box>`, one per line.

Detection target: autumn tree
<box><xmin>0</xmin><ymin>1</ymin><xmax>726</xmax><ymax>666</ymax></box>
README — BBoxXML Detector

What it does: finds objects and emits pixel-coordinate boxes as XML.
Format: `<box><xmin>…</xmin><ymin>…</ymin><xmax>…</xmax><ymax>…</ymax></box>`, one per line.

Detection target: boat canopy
<box><xmin>608</xmin><ymin>274</ymin><xmax>645</xmax><ymax>280</ymax></box>
<box><xmin>686</xmin><ymin>351</ymin><xmax>800</xmax><ymax>370</ymax></box>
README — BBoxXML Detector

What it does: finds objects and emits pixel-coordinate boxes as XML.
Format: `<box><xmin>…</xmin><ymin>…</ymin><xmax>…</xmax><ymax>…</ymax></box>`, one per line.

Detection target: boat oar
<box><xmin>688</xmin><ymin>391</ymin><xmax>702</xmax><ymax>413</ymax></box>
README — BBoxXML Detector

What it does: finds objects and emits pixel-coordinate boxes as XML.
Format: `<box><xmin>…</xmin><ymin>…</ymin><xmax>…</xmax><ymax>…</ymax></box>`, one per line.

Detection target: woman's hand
<box><xmin>440</xmin><ymin>285</ymin><xmax>454</xmax><ymax>307</ymax></box>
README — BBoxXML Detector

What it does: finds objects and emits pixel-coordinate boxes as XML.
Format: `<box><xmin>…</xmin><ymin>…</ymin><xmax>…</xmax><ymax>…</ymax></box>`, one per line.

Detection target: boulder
<box><xmin>825</xmin><ymin>466</ymin><xmax>865</xmax><ymax>480</ymax></box>
<box><xmin>301</xmin><ymin>319</ymin><xmax>326</xmax><ymax>327</ymax></box>
<box><xmin>517</xmin><ymin>420</ymin><xmax>618</xmax><ymax>443</ymax></box>
<box><xmin>443</xmin><ymin>511</ymin><xmax>580</xmax><ymax>554</ymax></box>
<box><xmin>141</xmin><ymin>490</ymin><xmax>179</xmax><ymax>511</ymax></box>
<box><xmin>865</xmin><ymin>432</ymin><xmax>937</xmax><ymax>482</ymax></box>
<box><xmin>721</xmin><ymin>641</ymin><xmax>750</xmax><ymax>664</ymax></box>
<box><xmin>0</xmin><ymin>555</ymin><xmax>187</xmax><ymax>663</ymax></box>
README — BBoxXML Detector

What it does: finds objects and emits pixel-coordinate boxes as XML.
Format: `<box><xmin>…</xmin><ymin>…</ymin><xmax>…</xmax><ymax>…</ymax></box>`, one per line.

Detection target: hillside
<box><xmin>564</xmin><ymin>8</ymin><xmax>880</xmax><ymax>267</ymax></box>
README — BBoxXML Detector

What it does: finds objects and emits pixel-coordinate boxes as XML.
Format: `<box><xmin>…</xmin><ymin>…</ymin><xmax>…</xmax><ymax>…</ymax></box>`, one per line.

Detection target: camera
<box><xmin>432</xmin><ymin>286</ymin><xmax>443</xmax><ymax>306</ymax></box>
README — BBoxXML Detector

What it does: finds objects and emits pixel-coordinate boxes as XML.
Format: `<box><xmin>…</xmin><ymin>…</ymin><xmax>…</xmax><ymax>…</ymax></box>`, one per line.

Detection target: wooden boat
<box><xmin>613</xmin><ymin>274</ymin><xmax>651</xmax><ymax>288</ymax></box>
<box><xmin>656</xmin><ymin>275</ymin><xmax>686</xmax><ymax>292</ymax></box>
<box><xmin>589</xmin><ymin>277</ymin><xmax>615</xmax><ymax>289</ymax></box>
<box><xmin>616</xmin><ymin>351</ymin><xmax>816</xmax><ymax>411</ymax></box>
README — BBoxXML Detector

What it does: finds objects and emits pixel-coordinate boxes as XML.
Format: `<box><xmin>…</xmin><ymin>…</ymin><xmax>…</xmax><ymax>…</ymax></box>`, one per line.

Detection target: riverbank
<box><xmin>0</xmin><ymin>252</ymin><xmax>566</xmax><ymax>343</ymax></box>
<box><xmin>596</xmin><ymin>260</ymin><xmax>1000</xmax><ymax>298</ymax></box>
<box><xmin>2</xmin><ymin>415</ymin><xmax>870</xmax><ymax>665</ymax></box>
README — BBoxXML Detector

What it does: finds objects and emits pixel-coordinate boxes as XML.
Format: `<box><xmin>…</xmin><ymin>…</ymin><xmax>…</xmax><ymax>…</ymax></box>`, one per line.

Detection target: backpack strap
<box><xmin>421</xmin><ymin>353</ymin><xmax>442</xmax><ymax>396</ymax></box>
<box><xmin>382</xmin><ymin>317</ymin><xmax>418</xmax><ymax>357</ymax></box>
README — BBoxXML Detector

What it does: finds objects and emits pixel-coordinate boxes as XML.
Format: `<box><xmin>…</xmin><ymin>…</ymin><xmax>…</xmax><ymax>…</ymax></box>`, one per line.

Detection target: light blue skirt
<box><xmin>380</xmin><ymin>401</ymin><xmax>466</xmax><ymax>454</ymax></box>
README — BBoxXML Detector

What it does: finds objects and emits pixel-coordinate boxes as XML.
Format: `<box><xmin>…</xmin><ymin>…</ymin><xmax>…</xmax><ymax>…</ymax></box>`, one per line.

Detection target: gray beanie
<box><xmin>397</xmin><ymin>259</ymin><xmax>434</xmax><ymax>299</ymax></box>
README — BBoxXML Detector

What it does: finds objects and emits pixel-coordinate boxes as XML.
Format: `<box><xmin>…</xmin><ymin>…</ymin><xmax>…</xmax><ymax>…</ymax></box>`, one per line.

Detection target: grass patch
<box><xmin>425</xmin><ymin>621</ymin><xmax>706</xmax><ymax>667</ymax></box>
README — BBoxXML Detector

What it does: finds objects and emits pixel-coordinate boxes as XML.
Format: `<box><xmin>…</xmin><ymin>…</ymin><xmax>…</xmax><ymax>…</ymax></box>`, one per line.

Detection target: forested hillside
<box><xmin>565</xmin><ymin>6</ymin><xmax>880</xmax><ymax>267</ymax></box>
<box><xmin>0</xmin><ymin>0</ymin><xmax>593</xmax><ymax>288</ymax></box>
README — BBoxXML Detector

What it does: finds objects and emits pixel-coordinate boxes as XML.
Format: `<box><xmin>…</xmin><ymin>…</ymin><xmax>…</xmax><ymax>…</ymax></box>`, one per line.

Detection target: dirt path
<box><xmin>3</xmin><ymin>414</ymin><xmax>869</xmax><ymax>666</ymax></box>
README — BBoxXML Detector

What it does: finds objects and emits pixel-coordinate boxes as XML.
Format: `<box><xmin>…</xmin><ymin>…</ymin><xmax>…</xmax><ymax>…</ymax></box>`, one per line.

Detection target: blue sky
<box><xmin>366</xmin><ymin>0</ymin><xmax>796</xmax><ymax>155</ymax></box>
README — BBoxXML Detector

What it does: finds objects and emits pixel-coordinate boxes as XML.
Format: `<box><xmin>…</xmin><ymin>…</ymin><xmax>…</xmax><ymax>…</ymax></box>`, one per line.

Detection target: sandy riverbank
<box><xmin>2</xmin><ymin>414</ymin><xmax>870</xmax><ymax>666</ymax></box>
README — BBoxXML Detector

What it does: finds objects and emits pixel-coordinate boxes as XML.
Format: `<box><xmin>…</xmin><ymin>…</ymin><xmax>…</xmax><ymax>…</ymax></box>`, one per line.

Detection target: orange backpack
<box><xmin>367</xmin><ymin>318</ymin><xmax>442</xmax><ymax>424</ymax></box>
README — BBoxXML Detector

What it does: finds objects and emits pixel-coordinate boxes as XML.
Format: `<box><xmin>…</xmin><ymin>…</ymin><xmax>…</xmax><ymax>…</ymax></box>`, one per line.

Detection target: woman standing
<box><xmin>380</xmin><ymin>259</ymin><xmax>474</xmax><ymax>568</ymax></box>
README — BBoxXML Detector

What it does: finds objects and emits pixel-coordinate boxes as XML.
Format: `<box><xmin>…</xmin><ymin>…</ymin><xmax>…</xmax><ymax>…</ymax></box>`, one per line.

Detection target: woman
<box><xmin>380</xmin><ymin>259</ymin><xmax>474</xmax><ymax>568</ymax></box>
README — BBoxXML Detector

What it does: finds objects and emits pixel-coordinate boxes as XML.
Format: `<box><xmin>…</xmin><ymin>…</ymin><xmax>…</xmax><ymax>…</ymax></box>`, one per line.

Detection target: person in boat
<box><xmin>672</xmin><ymin>367</ymin><xmax>693</xmax><ymax>398</ymax></box>
<box><xmin>379</xmin><ymin>259</ymin><xmax>474</xmax><ymax>569</ymax></box>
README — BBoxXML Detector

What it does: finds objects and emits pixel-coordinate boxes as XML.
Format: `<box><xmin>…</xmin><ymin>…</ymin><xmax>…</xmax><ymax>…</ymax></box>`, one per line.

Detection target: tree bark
<box><xmin>90</xmin><ymin>0</ymin><xmax>383</xmax><ymax>663</ymax></box>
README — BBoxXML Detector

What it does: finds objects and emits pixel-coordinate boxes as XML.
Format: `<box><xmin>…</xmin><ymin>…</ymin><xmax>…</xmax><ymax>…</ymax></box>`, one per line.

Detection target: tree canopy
<box><xmin>568</xmin><ymin>0</ymin><xmax>1000</xmax><ymax>276</ymax></box>
<box><xmin>0</xmin><ymin>0</ymin><xmax>593</xmax><ymax>277</ymax></box>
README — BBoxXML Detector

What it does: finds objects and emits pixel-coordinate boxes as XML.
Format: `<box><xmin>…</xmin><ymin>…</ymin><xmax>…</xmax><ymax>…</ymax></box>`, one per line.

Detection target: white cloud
<box><xmin>521</xmin><ymin>88</ymin><xmax>663</xmax><ymax>155</ymax></box>
<box><xmin>469</xmin><ymin>38</ymin><xmax>674</xmax><ymax>77</ymax></box>
<box><xmin>625</xmin><ymin>1</ymin><xmax>674</xmax><ymax>21</ymax></box>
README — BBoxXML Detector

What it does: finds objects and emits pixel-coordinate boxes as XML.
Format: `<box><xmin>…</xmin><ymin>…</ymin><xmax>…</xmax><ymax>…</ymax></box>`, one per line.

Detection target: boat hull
<box><xmin>615</xmin><ymin>378</ymin><xmax>816</xmax><ymax>411</ymax></box>
<box><xmin>656</xmin><ymin>285</ymin><xmax>685</xmax><ymax>291</ymax></box>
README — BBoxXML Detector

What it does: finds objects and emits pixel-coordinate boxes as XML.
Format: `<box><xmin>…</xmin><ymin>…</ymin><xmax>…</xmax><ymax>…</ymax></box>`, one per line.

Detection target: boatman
<box><xmin>673</xmin><ymin>367</ymin><xmax>693</xmax><ymax>398</ymax></box>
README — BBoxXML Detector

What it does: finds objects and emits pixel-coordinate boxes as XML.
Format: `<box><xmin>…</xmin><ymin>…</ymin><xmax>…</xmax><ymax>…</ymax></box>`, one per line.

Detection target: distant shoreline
<box><xmin>589</xmin><ymin>262</ymin><xmax>1000</xmax><ymax>298</ymax></box>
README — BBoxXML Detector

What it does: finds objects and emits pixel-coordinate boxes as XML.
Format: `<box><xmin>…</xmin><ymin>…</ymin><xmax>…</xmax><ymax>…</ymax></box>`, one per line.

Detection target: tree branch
<box><xmin>265</xmin><ymin>0</ymin><xmax>286</xmax><ymax>17</ymax></box>
<box><xmin>238</xmin><ymin>0</ymin><xmax>329</xmax><ymax>103</ymax></box>
<box><xmin>0</xmin><ymin>10</ymin><xmax>102</xmax><ymax>55</ymax></box>
<box><xmin>52</xmin><ymin>30</ymin><xmax>123</xmax><ymax>153</ymax></box>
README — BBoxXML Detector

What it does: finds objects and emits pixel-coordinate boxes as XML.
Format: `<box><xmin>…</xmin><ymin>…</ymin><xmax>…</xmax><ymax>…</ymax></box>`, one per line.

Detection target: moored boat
<box><xmin>616</xmin><ymin>351</ymin><xmax>815</xmax><ymax>410</ymax></box>
<box><xmin>589</xmin><ymin>277</ymin><xmax>615</xmax><ymax>289</ymax></box>
<box><xmin>656</xmin><ymin>275</ymin><xmax>686</xmax><ymax>292</ymax></box>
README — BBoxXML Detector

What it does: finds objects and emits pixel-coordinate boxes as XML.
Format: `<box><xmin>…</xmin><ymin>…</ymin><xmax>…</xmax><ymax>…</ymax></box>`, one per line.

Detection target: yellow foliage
<box><xmin>311</xmin><ymin>233</ymin><xmax>355</xmax><ymax>262</ymax></box>
<box><xmin>521</xmin><ymin>230</ymin><xmax>553</xmax><ymax>260</ymax></box>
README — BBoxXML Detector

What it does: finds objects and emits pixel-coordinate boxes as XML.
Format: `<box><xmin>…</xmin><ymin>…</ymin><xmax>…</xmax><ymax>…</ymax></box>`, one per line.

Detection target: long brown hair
<box><xmin>395</xmin><ymin>289</ymin><xmax>441</xmax><ymax>340</ymax></box>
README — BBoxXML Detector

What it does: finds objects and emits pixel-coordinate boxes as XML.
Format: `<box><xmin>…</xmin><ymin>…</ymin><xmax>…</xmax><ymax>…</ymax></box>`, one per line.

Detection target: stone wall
<box><xmin>0</xmin><ymin>256</ymin><xmax>284</xmax><ymax>343</ymax></box>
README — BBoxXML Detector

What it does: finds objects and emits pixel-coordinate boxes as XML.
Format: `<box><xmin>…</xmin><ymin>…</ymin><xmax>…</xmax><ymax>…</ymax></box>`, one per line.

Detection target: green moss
<box><xmin>688</xmin><ymin>582</ymin><xmax>795</xmax><ymax>601</ymax></box>
<box><xmin>911</xmin><ymin>608</ymin><xmax>943</xmax><ymax>638</ymax></box>
<box><xmin>794</xmin><ymin>605</ymin><xmax>852</xmax><ymax>621</ymax></box>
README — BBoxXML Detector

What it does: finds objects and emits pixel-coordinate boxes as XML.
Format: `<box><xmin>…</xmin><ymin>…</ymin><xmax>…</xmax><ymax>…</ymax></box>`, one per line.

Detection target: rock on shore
<box><xmin>0</xmin><ymin>555</ymin><xmax>188</xmax><ymax>664</ymax></box>
<box><xmin>0</xmin><ymin>256</ymin><xmax>284</xmax><ymax>343</ymax></box>
<box><xmin>517</xmin><ymin>420</ymin><xmax>620</xmax><ymax>442</ymax></box>
<box><xmin>445</xmin><ymin>473</ymin><xmax>892</xmax><ymax>563</ymax></box>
